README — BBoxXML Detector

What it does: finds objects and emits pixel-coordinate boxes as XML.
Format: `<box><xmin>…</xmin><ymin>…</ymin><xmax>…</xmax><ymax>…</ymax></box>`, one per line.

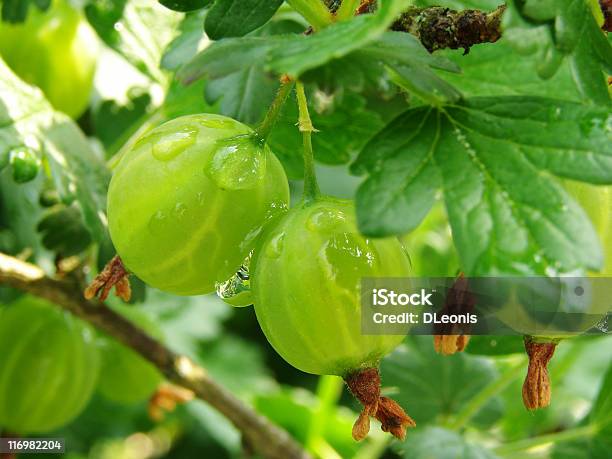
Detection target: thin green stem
<box><xmin>305</xmin><ymin>375</ymin><xmax>344</xmax><ymax>452</ymax></box>
<box><xmin>336</xmin><ymin>0</ymin><xmax>361</xmax><ymax>20</ymax></box>
<box><xmin>353</xmin><ymin>436</ymin><xmax>392</xmax><ymax>459</ymax></box>
<box><xmin>495</xmin><ymin>424</ymin><xmax>598</xmax><ymax>456</ymax></box>
<box><xmin>286</xmin><ymin>0</ymin><xmax>334</xmax><ymax>30</ymax></box>
<box><xmin>256</xmin><ymin>80</ymin><xmax>295</xmax><ymax>141</ymax></box>
<box><xmin>447</xmin><ymin>356</ymin><xmax>527</xmax><ymax>431</ymax></box>
<box><xmin>296</xmin><ymin>81</ymin><xmax>320</xmax><ymax>202</ymax></box>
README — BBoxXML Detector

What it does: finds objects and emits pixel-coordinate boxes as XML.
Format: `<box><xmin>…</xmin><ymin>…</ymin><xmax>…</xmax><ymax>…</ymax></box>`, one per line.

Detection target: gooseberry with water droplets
<box><xmin>107</xmin><ymin>114</ymin><xmax>289</xmax><ymax>295</ymax></box>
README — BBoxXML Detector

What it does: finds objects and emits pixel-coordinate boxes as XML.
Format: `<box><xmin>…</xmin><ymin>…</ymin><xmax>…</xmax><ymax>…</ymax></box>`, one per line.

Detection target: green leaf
<box><xmin>177</xmin><ymin>18</ymin><xmax>302</xmax><ymax>122</ymax></box>
<box><xmin>353</xmin><ymin>97</ymin><xmax>612</xmax><ymax>275</ymax></box>
<box><xmin>506</xmin><ymin>0</ymin><xmax>612</xmax><ymax>105</ymax></box>
<box><xmin>205</xmin><ymin>0</ymin><xmax>284</xmax><ymax>39</ymax></box>
<box><xmin>465</xmin><ymin>336</ymin><xmax>525</xmax><ymax>356</ymax></box>
<box><xmin>436</xmin><ymin>39</ymin><xmax>582</xmax><ymax>101</ymax></box>
<box><xmin>198</xmin><ymin>335</ymin><xmax>276</xmax><ymax>395</ymax></box>
<box><xmin>36</xmin><ymin>204</ymin><xmax>92</xmax><ymax>257</ymax></box>
<box><xmin>161</xmin><ymin>10</ymin><xmax>208</xmax><ymax>71</ymax></box>
<box><xmin>159</xmin><ymin>0</ymin><xmax>211</xmax><ymax>12</ymax></box>
<box><xmin>88</xmin><ymin>0</ymin><xmax>182</xmax><ymax>83</ymax></box>
<box><xmin>0</xmin><ymin>172</ymin><xmax>48</xmax><ymax>259</ymax></box>
<box><xmin>388</xmin><ymin>62</ymin><xmax>462</xmax><ymax>106</ymax></box>
<box><xmin>359</xmin><ymin>32</ymin><xmax>461</xmax><ymax>74</ymax></box>
<box><xmin>179</xmin><ymin>0</ymin><xmax>419</xmax><ymax>83</ymax></box>
<box><xmin>397</xmin><ymin>426</ymin><xmax>499</xmax><ymax>459</ymax></box>
<box><xmin>178</xmin><ymin>36</ymin><xmax>276</xmax><ymax>83</ymax></box>
<box><xmin>266</xmin><ymin>0</ymin><xmax>411</xmax><ymax>77</ymax></box>
<box><xmin>267</xmin><ymin>90</ymin><xmax>384</xmax><ymax>178</ymax></box>
<box><xmin>589</xmin><ymin>359</ymin><xmax>612</xmax><ymax>454</ymax></box>
<box><xmin>143</xmin><ymin>289</ymin><xmax>231</xmax><ymax>357</ymax></box>
<box><xmin>382</xmin><ymin>337</ymin><xmax>502</xmax><ymax>427</ymax></box>
<box><xmin>0</xmin><ymin>57</ymin><xmax>109</xmax><ymax>242</ymax></box>
<box><xmin>1</xmin><ymin>0</ymin><xmax>50</xmax><ymax>23</ymax></box>
<box><xmin>353</xmin><ymin>107</ymin><xmax>441</xmax><ymax>235</ymax></box>
<box><xmin>254</xmin><ymin>388</ymin><xmax>363</xmax><ymax>459</ymax></box>
<box><xmin>205</xmin><ymin>65</ymin><xmax>279</xmax><ymax>124</ymax></box>
<box><xmin>92</xmin><ymin>88</ymin><xmax>152</xmax><ymax>157</ymax></box>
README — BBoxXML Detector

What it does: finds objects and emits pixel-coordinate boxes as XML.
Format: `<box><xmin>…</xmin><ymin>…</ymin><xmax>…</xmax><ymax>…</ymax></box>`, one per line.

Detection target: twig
<box><xmin>0</xmin><ymin>253</ymin><xmax>310</xmax><ymax>459</ymax></box>
<box><xmin>391</xmin><ymin>4</ymin><xmax>507</xmax><ymax>54</ymax></box>
<box><xmin>352</xmin><ymin>1</ymin><xmax>506</xmax><ymax>54</ymax></box>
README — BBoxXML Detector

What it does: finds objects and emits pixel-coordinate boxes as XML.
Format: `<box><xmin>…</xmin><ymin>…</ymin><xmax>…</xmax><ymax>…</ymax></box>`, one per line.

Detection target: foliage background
<box><xmin>0</xmin><ymin>0</ymin><xmax>610</xmax><ymax>458</ymax></box>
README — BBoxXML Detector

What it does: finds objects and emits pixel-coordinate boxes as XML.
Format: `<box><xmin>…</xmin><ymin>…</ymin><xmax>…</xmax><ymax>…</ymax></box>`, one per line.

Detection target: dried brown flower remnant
<box><xmin>522</xmin><ymin>337</ymin><xmax>558</xmax><ymax>410</ymax></box>
<box><xmin>433</xmin><ymin>273</ymin><xmax>475</xmax><ymax>355</ymax></box>
<box><xmin>149</xmin><ymin>383</ymin><xmax>195</xmax><ymax>421</ymax></box>
<box><xmin>345</xmin><ymin>368</ymin><xmax>415</xmax><ymax>441</ymax></box>
<box><xmin>601</xmin><ymin>0</ymin><xmax>612</xmax><ymax>32</ymax></box>
<box><xmin>434</xmin><ymin>334</ymin><xmax>471</xmax><ymax>355</ymax></box>
<box><xmin>84</xmin><ymin>255</ymin><xmax>131</xmax><ymax>301</ymax></box>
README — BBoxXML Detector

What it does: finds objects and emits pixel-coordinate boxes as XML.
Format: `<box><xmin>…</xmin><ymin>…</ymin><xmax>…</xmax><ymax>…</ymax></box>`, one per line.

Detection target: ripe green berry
<box><xmin>107</xmin><ymin>114</ymin><xmax>290</xmax><ymax>295</ymax></box>
<box><xmin>252</xmin><ymin>196</ymin><xmax>411</xmax><ymax>376</ymax></box>
<box><xmin>0</xmin><ymin>0</ymin><xmax>98</xmax><ymax>118</ymax></box>
<box><xmin>97</xmin><ymin>304</ymin><xmax>163</xmax><ymax>404</ymax></box>
<box><xmin>0</xmin><ymin>297</ymin><xmax>100</xmax><ymax>433</ymax></box>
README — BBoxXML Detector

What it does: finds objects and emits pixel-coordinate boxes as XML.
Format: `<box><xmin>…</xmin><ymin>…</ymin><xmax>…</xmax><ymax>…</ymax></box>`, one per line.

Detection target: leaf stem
<box><xmin>286</xmin><ymin>0</ymin><xmax>334</xmax><ymax>30</ymax></box>
<box><xmin>447</xmin><ymin>356</ymin><xmax>527</xmax><ymax>431</ymax></box>
<box><xmin>336</xmin><ymin>0</ymin><xmax>361</xmax><ymax>21</ymax></box>
<box><xmin>256</xmin><ymin>79</ymin><xmax>295</xmax><ymax>141</ymax></box>
<box><xmin>495</xmin><ymin>424</ymin><xmax>598</xmax><ymax>456</ymax></box>
<box><xmin>305</xmin><ymin>376</ymin><xmax>344</xmax><ymax>452</ymax></box>
<box><xmin>295</xmin><ymin>81</ymin><xmax>320</xmax><ymax>202</ymax></box>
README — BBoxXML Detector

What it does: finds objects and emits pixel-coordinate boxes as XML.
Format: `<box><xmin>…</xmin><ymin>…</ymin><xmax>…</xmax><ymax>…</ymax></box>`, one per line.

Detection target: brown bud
<box><xmin>149</xmin><ymin>383</ymin><xmax>194</xmax><ymax>421</ymax></box>
<box><xmin>522</xmin><ymin>337</ymin><xmax>557</xmax><ymax>410</ymax></box>
<box><xmin>434</xmin><ymin>334</ymin><xmax>470</xmax><ymax>355</ymax></box>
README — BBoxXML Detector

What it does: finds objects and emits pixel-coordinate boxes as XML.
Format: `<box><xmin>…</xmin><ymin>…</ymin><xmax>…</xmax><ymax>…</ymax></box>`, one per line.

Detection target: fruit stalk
<box><xmin>295</xmin><ymin>81</ymin><xmax>320</xmax><ymax>202</ymax></box>
<box><xmin>286</xmin><ymin>0</ymin><xmax>334</xmax><ymax>30</ymax></box>
<box><xmin>256</xmin><ymin>78</ymin><xmax>296</xmax><ymax>140</ymax></box>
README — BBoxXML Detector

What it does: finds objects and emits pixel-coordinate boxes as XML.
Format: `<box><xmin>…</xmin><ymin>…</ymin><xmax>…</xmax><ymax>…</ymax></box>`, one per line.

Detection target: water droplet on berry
<box><xmin>151</xmin><ymin>126</ymin><xmax>198</xmax><ymax>161</ymax></box>
<box><xmin>199</xmin><ymin>117</ymin><xmax>237</xmax><ymax>129</ymax></box>
<box><xmin>204</xmin><ymin>135</ymin><xmax>266</xmax><ymax>191</ymax></box>
<box><xmin>265</xmin><ymin>232</ymin><xmax>285</xmax><ymax>259</ymax></box>
<box><xmin>215</xmin><ymin>251</ymin><xmax>253</xmax><ymax>307</ymax></box>
<box><xmin>173</xmin><ymin>202</ymin><xmax>187</xmax><ymax>219</ymax></box>
<box><xmin>148</xmin><ymin>210</ymin><xmax>168</xmax><ymax>235</ymax></box>
<box><xmin>307</xmin><ymin>208</ymin><xmax>346</xmax><ymax>232</ymax></box>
